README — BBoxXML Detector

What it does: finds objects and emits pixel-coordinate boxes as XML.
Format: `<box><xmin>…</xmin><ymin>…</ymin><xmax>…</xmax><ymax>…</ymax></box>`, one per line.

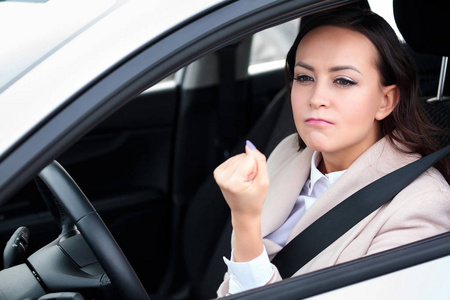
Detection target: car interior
<box><xmin>0</xmin><ymin>0</ymin><xmax>448</xmax><ymax>299</ymax></box>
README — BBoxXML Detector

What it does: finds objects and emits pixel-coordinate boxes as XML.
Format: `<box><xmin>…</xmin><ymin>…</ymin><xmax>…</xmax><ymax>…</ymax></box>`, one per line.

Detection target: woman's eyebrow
<box><xmin>295</xmin><ymin>61</ymin><xmax>361</xmax><ymax>74</ymax></box>
<box><xmin>295</xmin><ymin>61</ymin><xmax>314</xmax><ymax>71</ymax></box>
<box><xmin>329</xmin><ymin>65</ymin><xmax>361</xmax><ymax>74</ymax></box>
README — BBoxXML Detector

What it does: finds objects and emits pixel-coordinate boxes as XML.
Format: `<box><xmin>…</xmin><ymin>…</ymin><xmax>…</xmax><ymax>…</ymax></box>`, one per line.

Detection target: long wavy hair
<box><xmin>285</xmin><ymin>6</ymin><xmax>449</xmax><ymax>183</ymax></box>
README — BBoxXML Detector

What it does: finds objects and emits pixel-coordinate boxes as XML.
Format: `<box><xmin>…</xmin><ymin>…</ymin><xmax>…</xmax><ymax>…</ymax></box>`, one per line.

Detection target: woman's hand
<box><xmin>213</xmin><ymin>140</ymin><xmax>269</xmax><ymax>262</ymax></box>
<box><xmin>214</xmin><ymin>140</ymin><xmax>269</xmax><ymax>219</ymax></box>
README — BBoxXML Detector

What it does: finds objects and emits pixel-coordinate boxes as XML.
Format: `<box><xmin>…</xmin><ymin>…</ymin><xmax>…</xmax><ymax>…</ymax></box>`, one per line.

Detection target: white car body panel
<box><xmin>308</xmin><ymin>255</ymin><xmax>450</xmax><ymax>300</ymax></box>
<box><xmin>0</xmin><ymin>0</ymin><xmax>222</xmax><ymax>157</ymax></box>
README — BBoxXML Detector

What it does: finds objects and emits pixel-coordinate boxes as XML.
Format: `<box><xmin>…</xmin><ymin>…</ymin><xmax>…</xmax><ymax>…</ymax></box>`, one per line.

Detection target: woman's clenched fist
<box><xmin>214</xmin><ymin>140</ymin><xmax>269</xmax><ymax>220</ymax></box>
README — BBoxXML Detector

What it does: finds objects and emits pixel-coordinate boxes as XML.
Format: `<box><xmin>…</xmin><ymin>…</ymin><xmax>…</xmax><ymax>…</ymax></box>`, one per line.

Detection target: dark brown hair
<box><xmin>285</xmin><ymin>6</ymin><xmax>449</xmax><ymax>183</ymax></box>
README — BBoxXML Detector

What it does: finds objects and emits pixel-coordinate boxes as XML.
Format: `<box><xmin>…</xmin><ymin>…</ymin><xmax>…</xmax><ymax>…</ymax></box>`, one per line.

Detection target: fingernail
<box><xmin>246</xmin><ymin>140</ymin><xmax>257</xmax><ymax>151</ymax></box>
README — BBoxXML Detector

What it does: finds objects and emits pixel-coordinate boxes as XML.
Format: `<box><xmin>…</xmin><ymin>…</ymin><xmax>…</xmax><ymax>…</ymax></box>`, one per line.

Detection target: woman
<box><xmin>214</xmin><ymin>7</ymin><xmax>450</xmax><ymax>297</ymax></box>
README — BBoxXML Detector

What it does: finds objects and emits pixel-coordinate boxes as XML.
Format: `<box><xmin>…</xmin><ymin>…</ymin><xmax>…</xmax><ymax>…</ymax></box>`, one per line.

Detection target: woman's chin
<box><xmin>303</xmin><ymin>138</ymin><xmax>333</xmax><ymax>153</ymax></box>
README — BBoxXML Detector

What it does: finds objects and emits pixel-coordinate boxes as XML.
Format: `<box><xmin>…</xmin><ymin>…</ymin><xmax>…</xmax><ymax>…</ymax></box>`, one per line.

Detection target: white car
<box><xmin>0</xmin><ymin>0</ymin><xmax>448</xmax><ymax>299</ymax></box>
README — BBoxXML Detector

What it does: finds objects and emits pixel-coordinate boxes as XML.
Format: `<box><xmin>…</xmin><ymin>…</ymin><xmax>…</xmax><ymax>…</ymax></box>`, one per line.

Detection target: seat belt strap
<box><xmin>271</xmin><ymin>145</ymin><xmax>450</xmax><ymax>279</ymax></box>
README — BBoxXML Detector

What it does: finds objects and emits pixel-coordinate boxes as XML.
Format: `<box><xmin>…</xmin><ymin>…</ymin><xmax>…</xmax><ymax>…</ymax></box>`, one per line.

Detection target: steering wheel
<box><xmin>36</xmin><ymin>161</ymin><xmax>150</xmax><ymax>300</ymax></box>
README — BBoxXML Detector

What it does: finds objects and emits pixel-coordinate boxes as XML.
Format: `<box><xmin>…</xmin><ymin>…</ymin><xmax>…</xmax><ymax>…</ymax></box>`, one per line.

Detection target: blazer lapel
<box><xmin>261</xmin><ymin>148</ymin><xmax>313</xmax><ymax>239</ymax></box>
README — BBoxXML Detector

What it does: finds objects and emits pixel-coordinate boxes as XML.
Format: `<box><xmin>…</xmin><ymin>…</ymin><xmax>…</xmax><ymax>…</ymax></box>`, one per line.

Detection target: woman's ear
<box><xmin>375</xmin><ymin>84</ymin><xmax>399</xmax><ymax>121</ymax></box>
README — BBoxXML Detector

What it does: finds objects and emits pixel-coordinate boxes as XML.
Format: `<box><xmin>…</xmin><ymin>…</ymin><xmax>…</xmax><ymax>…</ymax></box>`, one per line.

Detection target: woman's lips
<box><xmin>305</xmin><ymin>118</ymin><xmax>333</xmax><ymax>126</ymax></box>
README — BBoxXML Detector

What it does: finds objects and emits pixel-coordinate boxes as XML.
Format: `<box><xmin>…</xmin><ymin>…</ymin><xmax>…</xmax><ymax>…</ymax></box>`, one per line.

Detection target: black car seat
<box><xmin>181</xmin><ymin>87</ymin><xmax>296</xmax><ymax>299</ymax></box>
<box><xmin>394</xmin><ymin>0</ymin><xmax>450</xmax><ymax>143</ymax></box>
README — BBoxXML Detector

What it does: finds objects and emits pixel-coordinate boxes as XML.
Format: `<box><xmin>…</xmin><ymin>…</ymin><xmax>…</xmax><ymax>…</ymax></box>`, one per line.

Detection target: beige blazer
<box><xmin>218</xmin><ymin>134</ymin><xmax>450</xmax><ymax>296</ymax></box>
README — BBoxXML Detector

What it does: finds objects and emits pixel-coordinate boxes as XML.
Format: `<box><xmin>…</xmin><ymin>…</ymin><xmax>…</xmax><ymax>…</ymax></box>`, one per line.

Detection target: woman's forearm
<box><xmin>232</xmin><ymin>213</ymin><xmax>264</xmax><ymax>262</ymax></box>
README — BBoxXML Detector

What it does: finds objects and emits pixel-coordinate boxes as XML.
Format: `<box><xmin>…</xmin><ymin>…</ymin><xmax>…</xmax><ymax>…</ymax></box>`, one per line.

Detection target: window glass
<box><xmin>249</xmin><ymin>19</ymin><xmax>299</xmax><ymax>74</ymax></box>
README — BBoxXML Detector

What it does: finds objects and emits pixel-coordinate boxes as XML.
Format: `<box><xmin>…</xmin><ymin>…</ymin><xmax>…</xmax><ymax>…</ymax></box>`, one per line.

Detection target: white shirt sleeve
<box><xmin>223</xmin><ymin>246</ymin><xmax>275</xmax><ymax>294</ymax></box>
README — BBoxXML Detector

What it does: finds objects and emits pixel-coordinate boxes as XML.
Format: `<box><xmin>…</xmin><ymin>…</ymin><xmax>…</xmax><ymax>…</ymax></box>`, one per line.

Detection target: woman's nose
<box><xmin>309</xmin><ymin>83</ymin><xmax>330</xmax><ymax>109</ymax></box>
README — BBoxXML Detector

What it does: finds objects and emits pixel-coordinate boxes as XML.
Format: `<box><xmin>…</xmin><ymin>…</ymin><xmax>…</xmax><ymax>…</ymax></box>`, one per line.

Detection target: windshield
<box><xmin>0</xmin><ymin>0</ymin><xmax>118</xmax><ymax>92</ymax></box>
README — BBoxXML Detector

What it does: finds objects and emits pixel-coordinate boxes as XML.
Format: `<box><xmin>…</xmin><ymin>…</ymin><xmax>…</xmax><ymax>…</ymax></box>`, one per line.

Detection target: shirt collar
<box><xmin>309</xmin><ymin>151</ymin><xmax>346</xmax><ymax>190</ymax></box>
<box><xmin>309</xmin><ymin>151</ymin><xmax>324</xmax><ymax>190</ymax></box>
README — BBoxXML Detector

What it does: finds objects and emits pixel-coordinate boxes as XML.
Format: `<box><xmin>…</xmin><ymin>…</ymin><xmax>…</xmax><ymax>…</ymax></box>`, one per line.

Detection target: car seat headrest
<box><xmin>393</xmin><ymin>0</ymin><xmax>450</xmax><ymax>57</ymax></box>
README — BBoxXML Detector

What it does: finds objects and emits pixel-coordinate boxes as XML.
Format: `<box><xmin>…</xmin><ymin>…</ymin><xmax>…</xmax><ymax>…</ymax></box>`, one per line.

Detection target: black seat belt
<box><xmin>271</xmin><ymin>145</ymin><xmax>450</xmax><ymax>279</ymax></box>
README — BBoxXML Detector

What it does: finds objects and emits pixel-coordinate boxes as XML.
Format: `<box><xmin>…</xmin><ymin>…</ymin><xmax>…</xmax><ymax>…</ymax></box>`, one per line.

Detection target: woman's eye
<box><xmin>334</xmin><ymin>78</ymin><xmax>356</xmax><ymax>87</ymax></box>
<box><xmin>294</xmin><ymin>75</ymin><xmax>314</xmax><ymax>83</ymax></box>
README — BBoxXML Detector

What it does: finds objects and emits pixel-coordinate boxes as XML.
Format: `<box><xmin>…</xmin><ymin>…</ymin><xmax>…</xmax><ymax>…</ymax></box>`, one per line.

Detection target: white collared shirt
<box><xmin>223</xmin><ymin>151</ymin><xmax>346</xmax><ymax>294</ymax></box>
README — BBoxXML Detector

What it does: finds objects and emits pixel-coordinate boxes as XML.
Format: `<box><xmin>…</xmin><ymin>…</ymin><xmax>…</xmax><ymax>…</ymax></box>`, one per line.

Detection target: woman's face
<box><xmin>291</xmin><ymin>25</ymin><xmax>396</xmax><ymax>171</ymax></box>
